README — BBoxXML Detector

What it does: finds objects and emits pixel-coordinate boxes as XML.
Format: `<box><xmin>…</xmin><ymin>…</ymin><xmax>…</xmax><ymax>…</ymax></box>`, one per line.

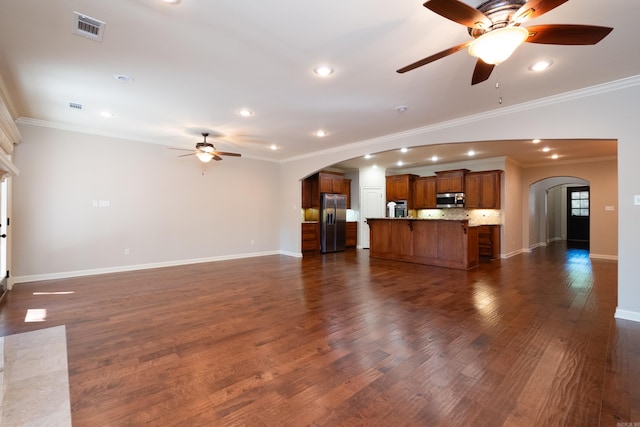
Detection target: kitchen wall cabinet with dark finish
<box><xmin>413</xmin><ymin>176</ymin><xmax>437</xmax><ymax>209</ymax></box>
<box><xmin>302</xmin><ymin>171</ymin><xmax>350</xmax><ymax>209</ymax></box>
<box><xmin>435</xmin><ymin>169</ymin><xmax>468</xmax><ymax>194</ymax></box>
<box><xmin>386</xmin><ymin>174</ymin><xmax>418</xmax><ymax>204</ymax></box>
<box><xmin>302</xmin><ymin>175</ymin><xmax>319</xmax><ymax>209</ymax></box>
<box><xmin>465</xmin><ymin>170</ymin><xmax>502</xmax><ymax>209</ymax></box>
<box><xmin>319</xmin><ymin>172</ymin><xmax>345</xmax><ymax>194</ymax></box>
<box><xmin>343</xmin><ymin>178</ymin><xmax>352</xmax><ymax>209</ymax></box>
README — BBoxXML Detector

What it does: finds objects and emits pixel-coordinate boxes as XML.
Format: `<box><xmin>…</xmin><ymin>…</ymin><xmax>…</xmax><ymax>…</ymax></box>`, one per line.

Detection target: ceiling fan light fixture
<box><xmin>468</xmin><ymin>26</ymin><xmax>529</xmax><ymax>65</ymax></box>
<box><xmin>196</xmin><ymin>152</ymin><xmax>213</xmax><ymax>163</ymax></box>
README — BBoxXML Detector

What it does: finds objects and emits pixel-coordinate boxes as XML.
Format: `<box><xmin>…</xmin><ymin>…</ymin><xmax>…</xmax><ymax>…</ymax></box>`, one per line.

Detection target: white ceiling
<box><xmin>0</xmin><ymin>0</ymin><xmax>636</xmax><ymax>166</ymax></box>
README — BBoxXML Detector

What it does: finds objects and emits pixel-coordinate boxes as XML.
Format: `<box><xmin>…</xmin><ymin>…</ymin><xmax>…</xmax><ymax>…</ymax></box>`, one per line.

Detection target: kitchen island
<box><xmin>366</xmin><ymin>218</ymin><xmax>479</xmax><ymax>270</ymax></box>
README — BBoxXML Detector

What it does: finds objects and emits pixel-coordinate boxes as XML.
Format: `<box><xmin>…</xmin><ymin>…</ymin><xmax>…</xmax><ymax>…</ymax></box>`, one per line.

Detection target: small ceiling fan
<box><xmin>171</xmin><ymin>132</ymin><xmax>241</xmax><ymax>163</ymax></box>
<box><xmin>397</xmin><ymin>0</ymin><xmax>613</xmax><ymax>85</ymax></box>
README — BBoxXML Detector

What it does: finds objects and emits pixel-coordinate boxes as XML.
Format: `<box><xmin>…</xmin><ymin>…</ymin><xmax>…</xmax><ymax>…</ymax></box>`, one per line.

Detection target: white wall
<box><xmin>279</xmin><ymin>76</ymin><xmax>640</xmax><ymax>321</ymax></box>
<box><xmin>12</xmin><ymin>124</ymin><xmax>282</xmax><ymax>281</ymax></box>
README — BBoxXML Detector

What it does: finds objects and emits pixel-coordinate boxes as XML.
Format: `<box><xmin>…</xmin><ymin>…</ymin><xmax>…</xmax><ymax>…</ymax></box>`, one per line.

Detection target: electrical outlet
<box><xmin>635</xmin><ymin>195</ymin><xmax>640</xmax><ymax>206</ymax></box>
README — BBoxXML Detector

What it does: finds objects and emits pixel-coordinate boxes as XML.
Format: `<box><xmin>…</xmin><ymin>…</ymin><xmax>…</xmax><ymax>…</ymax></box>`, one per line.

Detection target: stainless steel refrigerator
<box><xmin>320</xmin><ymin>193</ymin><xmax>347</xmax><ymax>253</ymax></box>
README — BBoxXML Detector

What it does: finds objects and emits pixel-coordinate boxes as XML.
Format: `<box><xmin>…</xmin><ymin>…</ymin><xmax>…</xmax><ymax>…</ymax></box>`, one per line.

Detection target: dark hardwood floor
<box><xmin>0</xmin><ymin>242</ymin><xmax>638</xmax><ymax>426</ymax></box>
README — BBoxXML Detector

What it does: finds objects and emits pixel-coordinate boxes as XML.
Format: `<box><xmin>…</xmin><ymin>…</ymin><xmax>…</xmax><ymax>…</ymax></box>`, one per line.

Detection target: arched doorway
<box><xmin>529</xmin><ymin>176</ymin><xmax>590</xmax><ymax>250</ymax></box>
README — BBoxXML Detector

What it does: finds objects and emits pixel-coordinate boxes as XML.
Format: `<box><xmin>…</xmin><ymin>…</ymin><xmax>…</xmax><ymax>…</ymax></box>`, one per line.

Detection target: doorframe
<box><xmin>359</xmin><ymin>186</ymin><xmax>384</xmax><ymax>249</ymax></box>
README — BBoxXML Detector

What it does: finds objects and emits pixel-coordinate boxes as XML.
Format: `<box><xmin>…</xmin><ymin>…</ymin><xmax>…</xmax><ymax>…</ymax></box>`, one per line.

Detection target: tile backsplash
<box><xmin>414</xmin><ymin>209</ymin><xmax>502</xmax><ymax>225</ymax></box>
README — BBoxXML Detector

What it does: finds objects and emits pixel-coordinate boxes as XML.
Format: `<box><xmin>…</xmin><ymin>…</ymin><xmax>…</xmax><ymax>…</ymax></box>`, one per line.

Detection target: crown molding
<box><xmin>282</xmin><ymin>75</ymin><xmax>640</xmax><ymax>164</ymax></box>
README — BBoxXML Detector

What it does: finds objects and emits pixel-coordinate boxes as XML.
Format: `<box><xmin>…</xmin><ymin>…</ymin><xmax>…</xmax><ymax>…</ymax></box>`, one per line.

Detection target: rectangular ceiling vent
<box><xmin>73</xmin><ymin>12</ymin><xmax>105</xmax><ymax>42</ymax></box>
<box><xmin>69</xmin><ymin>102</ymin><xmax>84</xmax><ymax>110</ymax></box>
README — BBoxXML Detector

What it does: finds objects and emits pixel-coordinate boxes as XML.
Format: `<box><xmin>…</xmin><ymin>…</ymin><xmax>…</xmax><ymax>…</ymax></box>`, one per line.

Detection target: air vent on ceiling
<box><xmin>73</xmin><ymin>12</ymin><xmax>105</xmax><ymax>42</ymax></box>
<box><xmin>69</xmin><ymin>102</ymin><xmax>84</xmax><ymax>110</ymax></box>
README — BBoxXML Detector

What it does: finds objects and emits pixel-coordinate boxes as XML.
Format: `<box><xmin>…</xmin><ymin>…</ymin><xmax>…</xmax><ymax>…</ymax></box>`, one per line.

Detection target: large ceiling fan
<box><xmin>171</xmin><ymin>132</ymin><xmax>241</xmax><ymax>163</ymax></box>
<box><xmin>397</xmin><ymin>0</ymin><xmax>613</xmax><ymax>85</ymax></box>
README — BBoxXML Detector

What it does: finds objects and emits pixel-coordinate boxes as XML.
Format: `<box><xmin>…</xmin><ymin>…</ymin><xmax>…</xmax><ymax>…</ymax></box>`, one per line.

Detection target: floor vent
<box><xmin>73</xmin><ymin>12</ymin><xmax>105</xmax><ymax>42</ymax></box>
<box><xmin>69</xmin><ymin>102</ymin><xmax>84</xmax><ymax>110</ymax></box>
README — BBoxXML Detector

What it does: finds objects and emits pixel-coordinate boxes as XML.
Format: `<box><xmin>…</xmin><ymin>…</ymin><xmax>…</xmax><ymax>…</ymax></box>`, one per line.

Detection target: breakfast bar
<box><xmin>366</xmin><ymin>218</ymin><xmax>479</xmax><ymax>270</ymax></box>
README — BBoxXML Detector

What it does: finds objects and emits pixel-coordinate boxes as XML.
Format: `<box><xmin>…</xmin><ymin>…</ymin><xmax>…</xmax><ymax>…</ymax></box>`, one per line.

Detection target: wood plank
<box><xmin>0</xmin><ymin>242</ymin><xmax>633</xmax><ymax>425</ymax></box>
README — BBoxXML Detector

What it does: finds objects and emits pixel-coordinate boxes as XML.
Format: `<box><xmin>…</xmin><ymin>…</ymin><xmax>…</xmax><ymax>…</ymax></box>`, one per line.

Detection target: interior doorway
<box><xmin>566</xmin><ymin>185</ymin><xmax>590</xmax><ymax>248</ymax></box>
<box><xmin>359</xmin><ymin>187</ymin><xmax>384</xmax><ymax>249</ymax></box>
<box><xmin>0</xmin><ymin>179</ymin><xmax>8</xmax><ymax>297</ymax></box>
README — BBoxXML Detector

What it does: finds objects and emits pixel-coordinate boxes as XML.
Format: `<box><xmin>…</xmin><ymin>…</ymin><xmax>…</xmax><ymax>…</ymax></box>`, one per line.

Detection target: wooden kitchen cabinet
<box><xmin>413</xmin><ymin>176</ymin><xmax>437</xmax><ymax>209</ymax></box>
<box><xmin>302</xmin><ymin>222</ymin><xmax>319</xmax><ymax>255</ymax></box>
<box><xmin>319</xmin><ymin>172</ymin><xmax>345</xmax><ymax>193</ymax></box>
<box><xmin>367</xmin><ymin>218</ymin><xmax>478</xmax><ymax>270</ymax></box>
<box><xmin>343</xmin><ymin>178</ymin><xmax>352</xmax><ymax>209</ymax></box>
<box><xmin>302</xmin><ymin>171</ymin><xmax>349</xmax><ymax>209</ymax></box>
<box><xmin>435</xmin><ymin>169</ymin><xmax>468</xmax><ymax>193</ymax></box>
<box><xmin>386</xmin><ymin>174</ymin><xmax>418</xmax><ymax>203</ymax></box>
<box><xmin>465</xmin><ymin>170</ymin><xmax>502</xmax><ymax>209</ymax></box>
<box><xmin>478</xmin><ymin>224</ymin><xmax>501</xmax><ymax>260</ymax></box>
<box><xmin>346</xmin><ymin>222</ymin><xmax>357</xmax><ymax>247</ymax></box>
<box><xmin>302</xmin><ymin>175</ymin><xmax>319</xmax><ymax>209</ymax></box>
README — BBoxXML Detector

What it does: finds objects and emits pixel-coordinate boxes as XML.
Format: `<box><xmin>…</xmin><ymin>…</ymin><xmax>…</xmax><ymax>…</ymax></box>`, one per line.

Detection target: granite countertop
<box><xmin>365</xmin><ymin>217</ymin><xmax>502</xmax><ymax>227</ymax></box>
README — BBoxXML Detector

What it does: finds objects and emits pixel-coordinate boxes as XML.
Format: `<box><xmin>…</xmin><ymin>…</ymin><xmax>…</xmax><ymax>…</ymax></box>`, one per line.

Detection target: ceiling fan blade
<box><xmin>424</xmin><ymin>0</ymin><xmax>491</xmax><ymax>30</ymax></box>
<box><xmin>513</xmin><ymin>0</ymin><xmax>569</xmax><ymax>23</ymax></box>
<box><xmin>525</xmin><ymin>24</ymin><xmax>613</xmax><ymax>45</ymax></box>
<box><xmin>215</xmin><ymin>151</ymin><xmax>241</xmax><ymax>157</ymax></box>
<box><xmin>213</xmin><ymin>155</ymin><xmax>223</xmax><ymax>161</ymax></box>
<box><xmin>177</xmin><ymin>153</ymin><xmax>195</xmax><ymax>157</ymax></box>
<box><xmin>471</xmin><ymin>60</ymin><xmax>495</xmax><ymax>85</ymax></box>
<box><xmin>168</xmin><ymin>147</ymin><xmax>194</xmax><ymax>152</ymax></box>
<box><xmin>397</xmin><ymin>41</ymin><xmax>471</xmax><ymax>73</ymax></box>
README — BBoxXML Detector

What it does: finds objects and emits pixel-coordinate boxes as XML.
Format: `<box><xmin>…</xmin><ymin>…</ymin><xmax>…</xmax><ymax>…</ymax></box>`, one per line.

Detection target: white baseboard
<box><xmin>13</xmin><ymin>250</ymin><xmax>288</xmax><ymax>284</ymax></box>
<box><xmin>615</xmin><ymin>309</ymin><xmax>640</xmax><ymax>323</ymax></box>
<box><xmin>502</xmin><ymin>248</ymin><xmax>527</xmax><ymax>259</ymax></box>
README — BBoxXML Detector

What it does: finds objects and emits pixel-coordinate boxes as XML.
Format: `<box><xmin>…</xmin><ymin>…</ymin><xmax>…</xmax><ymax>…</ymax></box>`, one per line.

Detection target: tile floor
<box><xmin>0</xmin><ymin>325</ymin><xmax>72</xmax><ymax>426</ymax></box>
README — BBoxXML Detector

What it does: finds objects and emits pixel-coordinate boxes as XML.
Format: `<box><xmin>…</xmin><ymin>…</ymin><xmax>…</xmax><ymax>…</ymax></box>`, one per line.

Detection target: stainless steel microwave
<box><xmin>436</xmin><ymin>193</ymin><xmax>465</xmax><ymax>208</ymax></box>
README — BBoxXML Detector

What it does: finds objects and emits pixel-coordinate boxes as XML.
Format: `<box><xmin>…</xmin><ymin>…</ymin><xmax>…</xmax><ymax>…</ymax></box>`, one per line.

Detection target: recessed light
<box><xmin>114</xmin><ymin>74</ymin><xmax>134</xmax><ymax>83</ymax></box>
<box><xmin>551</xmin><ymin>154</ymin><xmax>559</xmax><ymax>159</ymax></box>
<box><xmin>532</xmin><ymin>139</ymin><xmax>541</xmax><ymax>143</ymax></box>
<box><xmin>161</xmin><ymin>0</ymin><xmax>180</xmax><ymax>4</ymax></box>
<box><xmin>372</xmin><ymin>165</ymin><xmax>378</xmax><ymax>169</ymax></box>
<box><xmin>395</xmin><ymin>105</ymin><xmax>408</xmax><ymax>113</ymax></box>
<box><xmin>237</xmin><ymin>108</ymin><xmax>253</xmax><ymax>117</ymax></box>
<box><xmin>313</xmin><ymin>65</ymin><xmax>334</xmax><ymax>77</ymax></box>
<box><xmin>529</xmin><ymin>59</ymin><xmax>553</xmax><ymax>72</ymax></box>
<box><xmin>400</xmin><ymin>147</ymin><xmax>408</xmax><ymax>153</ymax></box>
<box><xmin>364</xmin><ymin>154</ymin><xmax>372</xmax><ymax>159</ymax></box>
<box><xmin>467</xmin><ymin>150</ymin><xmax>476</xmax><ymax>156</ymax></box>
<box><xmin>431</xmin><ymin>155</ymin><xmax>439</xmax><ymax>162</ymax></box>
<box><xmin>542</xmin><ymin>147</ymin><xmax>551</xmax><ymax>152</ymax></box>
<box><xmin>314</xmin><ymin>130</ymin><xmax>328</xmax><ymax>137</ymax></box>
<box><xmin>269</xmin><ymin>144</ymin><xmax>278</xmax><ymax>150</ymax></box>
<box><xmin>397</xmin><ymin>161</ymin><xmax>404</xmax><ymax>166</ymax></box>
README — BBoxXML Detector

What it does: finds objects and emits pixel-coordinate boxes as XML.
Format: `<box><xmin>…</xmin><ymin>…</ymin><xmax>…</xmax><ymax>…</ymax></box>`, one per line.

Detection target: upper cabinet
<box><xmin>386</xmin><ymin>174</ymin><xmax>418</xmax><ymax>204</ymax></box>
<box><xmin>413</xmin><ymin>176</ymin><xmax>437</xmax><ymax>209</ymax></box>
<box><xmin>435</xmin><ymin>169</ymin><xmax>468</xmax><ymax>193</ymax></box>
<box><xmin>319</xmin><ymin>172</ymin><xmax>345</xmax><ymax>194</ymax></box>
<box><xmin>464</xmin><ymin>170</ymin><xmax>502</xmax><ymax>209</ymax></box>
<box><xmin>302</xmin><ymin>171</ymin><xmax>350</xmax><ymax>209</ymax></box>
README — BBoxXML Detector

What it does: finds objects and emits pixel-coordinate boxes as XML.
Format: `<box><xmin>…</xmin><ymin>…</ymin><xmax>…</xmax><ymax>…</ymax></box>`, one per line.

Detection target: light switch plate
<box><xmin>605</xmin><ymin>205</ymin><xmax>615</xmax><ymax>211</ymax></box>
<box><xmin>635</xmin><ymin>195</ymin><xmax>640</xmax><ymax>206</ymax></box>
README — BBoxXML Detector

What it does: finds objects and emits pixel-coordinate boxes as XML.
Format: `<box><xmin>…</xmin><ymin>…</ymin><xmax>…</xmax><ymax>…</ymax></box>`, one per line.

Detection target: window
<box><xmin>571</xmin><ymin>190</ymin><xmax>589</xmax><ymax>217</ymax></box>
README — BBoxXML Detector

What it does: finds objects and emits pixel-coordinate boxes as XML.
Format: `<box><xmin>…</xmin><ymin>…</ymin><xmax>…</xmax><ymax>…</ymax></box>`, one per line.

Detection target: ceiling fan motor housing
<box><xmin>468</xmin><ymin>0</ymin><xmax>528</xmax><ymax>38</ymax></box>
